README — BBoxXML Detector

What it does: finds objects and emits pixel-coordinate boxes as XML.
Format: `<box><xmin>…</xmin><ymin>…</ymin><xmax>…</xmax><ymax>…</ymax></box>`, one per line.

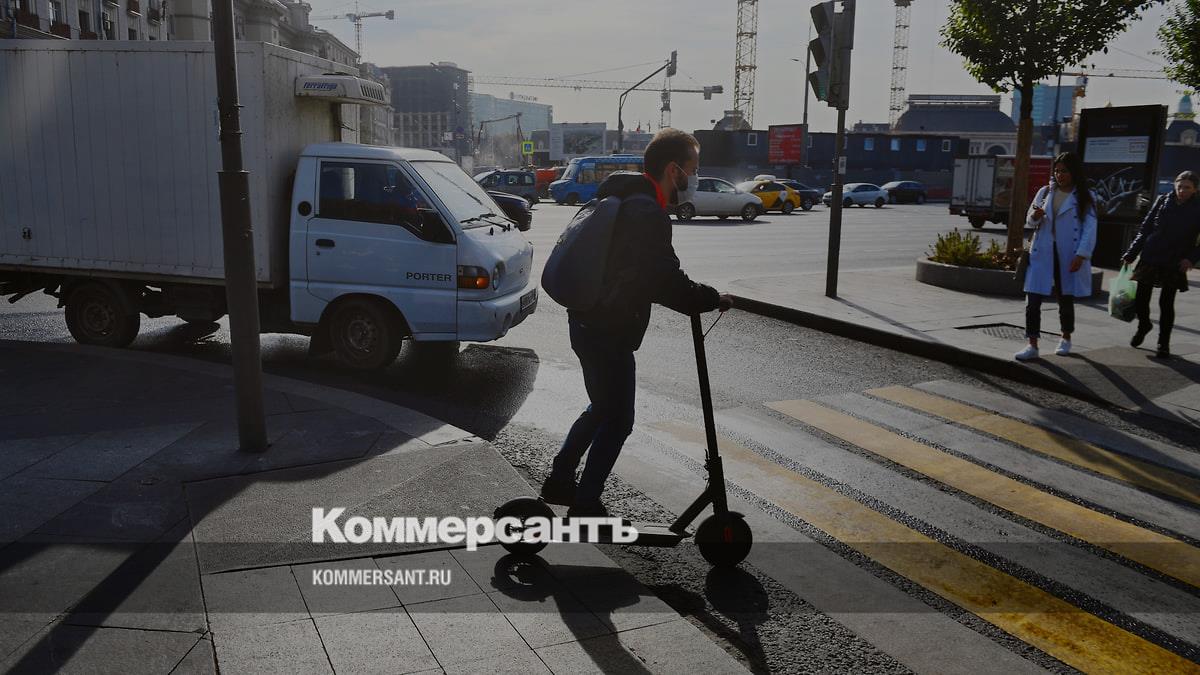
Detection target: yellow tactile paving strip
<box><xmin>869</xmin><ymin>385</ymin><xmax>1200</xmax><ymax>506</ymax></box>
<box><xmin>651</xmin><ymin>420</ymin><xmax>1199</xmax><ymax>674</ymax></box>
<box><xmin>765</xmin><ymin>399</ymin><xmax>1200</xmax><ymax>590</ymax></box>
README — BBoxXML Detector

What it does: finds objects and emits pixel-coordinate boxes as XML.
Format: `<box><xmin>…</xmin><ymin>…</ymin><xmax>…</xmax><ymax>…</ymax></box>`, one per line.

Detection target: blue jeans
<box><xmin>550</xmin><ymin>318</ymin><xmax>636</xmax><ymax>507</ymax></box>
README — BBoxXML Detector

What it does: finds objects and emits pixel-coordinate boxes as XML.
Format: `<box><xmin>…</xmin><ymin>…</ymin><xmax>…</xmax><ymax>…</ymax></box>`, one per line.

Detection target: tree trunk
<box><xmin>1007</xmin><ymin>80</ymin><xmax>1036</xmax><ymax>254</ymax></box>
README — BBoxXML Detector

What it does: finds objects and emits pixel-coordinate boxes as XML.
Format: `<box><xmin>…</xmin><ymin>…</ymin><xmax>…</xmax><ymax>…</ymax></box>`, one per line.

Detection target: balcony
<box><xmin>127</xmin><ymin>0</ymin><xmax>140</xmax><ymax>14</ymax></box>
<box><xmin>16</xmin><ymin>9</ymin><xmax>39</xmax><ymax>29</ymax></box>
<box><xmin>147</xmin><ymin>6</ymin><xmax>160</xmax><ymax>22</ymax></box>
<box><xmin>49</xmin><ymin>21</ymin><xmax>71</xmax><ymax>38</ymax></box>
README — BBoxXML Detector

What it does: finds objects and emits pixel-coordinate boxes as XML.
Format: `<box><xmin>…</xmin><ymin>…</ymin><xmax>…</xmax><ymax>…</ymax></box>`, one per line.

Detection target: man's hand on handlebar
<box><xmin>718</xmin><ymin>294</ymin><xmax>734</xmax><ymax>313</ymax></box>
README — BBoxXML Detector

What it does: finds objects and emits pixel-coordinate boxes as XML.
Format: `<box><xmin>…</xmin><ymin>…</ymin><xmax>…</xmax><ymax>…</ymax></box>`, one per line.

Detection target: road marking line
<box><xmin>649</xmin><ymin>420</ymin><xmax>1199</xmax><ymax>674</ymax></box>
<box><xmin>869</xmin><ymin>385</ymin><xmax>1200</xmax><ymax>506</ymax></box>
<box><xmin>764</xmin><ymin>400</ymin><xmax>1200</xmax><ymax>589</ymax></box>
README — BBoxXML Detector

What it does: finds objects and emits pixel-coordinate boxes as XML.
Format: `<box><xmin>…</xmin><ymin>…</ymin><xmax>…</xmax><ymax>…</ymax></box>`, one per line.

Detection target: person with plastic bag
<box><xmin>1122</xmin><ymin>171</ymin><xmax>1200</xmax><ymax>359</ymax></box>
<box><xmin>1015</xmin><ymin>152</ymin><xmax>1098</xmax><ymax>361</ymax></box>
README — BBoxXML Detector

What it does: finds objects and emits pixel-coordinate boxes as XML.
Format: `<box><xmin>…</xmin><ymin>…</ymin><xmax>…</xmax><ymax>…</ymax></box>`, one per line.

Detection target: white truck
<box><xmin>949</xmin><ymin>155</ymin><xmax>1052</xmax><ymax>229</ymax></box>
<box><xmin>0</xmin><ymin>42</ymin><xmax>536</xmax><ymax>370</ymax></box>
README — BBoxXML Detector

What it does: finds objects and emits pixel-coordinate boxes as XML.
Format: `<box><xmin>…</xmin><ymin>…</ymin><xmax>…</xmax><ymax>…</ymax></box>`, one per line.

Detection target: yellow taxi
<box><xmin>735</xmin><ymin>179</ymin><xmax>804</xmax><ymax>214</ymax></box>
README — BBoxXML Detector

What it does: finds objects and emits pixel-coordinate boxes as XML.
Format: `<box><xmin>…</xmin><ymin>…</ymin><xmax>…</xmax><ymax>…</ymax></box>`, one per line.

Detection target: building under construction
<box><xmin>383</xmin><ymin>63</ymin><xmax>473</xmax><ymax>158</ymax></box>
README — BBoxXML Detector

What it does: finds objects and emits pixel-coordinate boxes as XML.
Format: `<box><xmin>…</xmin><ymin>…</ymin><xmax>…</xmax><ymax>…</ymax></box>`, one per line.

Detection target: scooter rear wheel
<box><xmin>695</xmin><ymin>512</ymin><xmax>752</xmax><ymax>568</ymax></box>
<box><xmin>494</xmin><ymin>497</ymin><xmax>555</xmax><ymax>557</ymax></box>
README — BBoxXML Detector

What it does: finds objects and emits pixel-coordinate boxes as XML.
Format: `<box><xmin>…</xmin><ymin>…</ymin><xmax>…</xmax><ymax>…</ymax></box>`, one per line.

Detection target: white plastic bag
<box><xmin>1109</xmin><ymin>264</ymin><xmax>1138</xmax><ymax>322</ymax></box>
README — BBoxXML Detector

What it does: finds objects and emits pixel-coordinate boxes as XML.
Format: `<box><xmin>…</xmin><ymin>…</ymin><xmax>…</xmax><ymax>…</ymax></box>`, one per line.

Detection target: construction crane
<box><xmin>733</xmin><ymin>0</ymin><xmax>759</xmax><ymax>126</ymax></box>
<box><xmin>475</xmin><ymin>112</ymin><xmax>524</xmax><ymax>147</ymax></box>
<box><xmin>470</xmin><ymin>75</ymin><xmax>723</xmax><ymax>98</ymax></box>
<box><xmin>888</xmin><ymin>0</ymin><xmax>912</xmax><ymax>128</ymax></box>
<box><xmin>310</xmin><ymin>9</ymin><xmax>394</xmax><ymax>61</ymax></box>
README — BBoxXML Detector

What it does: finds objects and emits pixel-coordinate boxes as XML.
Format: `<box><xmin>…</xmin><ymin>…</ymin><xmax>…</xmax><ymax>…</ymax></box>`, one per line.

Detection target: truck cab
<box><xmin>289</xmin><ymin>144</ymin><xmax>537</xmax><ymax>369</ymax></box>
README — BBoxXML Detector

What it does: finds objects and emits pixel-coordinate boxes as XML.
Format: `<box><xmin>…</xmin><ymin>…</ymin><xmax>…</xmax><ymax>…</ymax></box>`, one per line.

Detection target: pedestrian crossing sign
<box><xmin>521</xmin><ymin>141</ymin><xmax>534</xmax><ymax>155</ymax></box>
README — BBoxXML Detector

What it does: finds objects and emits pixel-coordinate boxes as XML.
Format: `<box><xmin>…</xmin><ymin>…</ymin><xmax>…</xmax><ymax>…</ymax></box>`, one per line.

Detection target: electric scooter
<box><xmin>493</xmin><ymin>314</ymin><xmax>753</xmax><ymax>568</ymax></box>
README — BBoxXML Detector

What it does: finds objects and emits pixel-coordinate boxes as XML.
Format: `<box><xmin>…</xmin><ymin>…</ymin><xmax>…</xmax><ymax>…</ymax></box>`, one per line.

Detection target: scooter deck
<box><xmin>594</xmin><ymin>522</ymin><xmax>690</xmax><ymax>547</ymax></box>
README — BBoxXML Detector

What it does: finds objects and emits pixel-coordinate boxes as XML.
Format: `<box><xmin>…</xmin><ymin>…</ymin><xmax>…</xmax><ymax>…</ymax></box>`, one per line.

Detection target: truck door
<box><xmin>305</xmin><ymin>160</ymin><xmax>457</xmax><ymax>336</ymax></box>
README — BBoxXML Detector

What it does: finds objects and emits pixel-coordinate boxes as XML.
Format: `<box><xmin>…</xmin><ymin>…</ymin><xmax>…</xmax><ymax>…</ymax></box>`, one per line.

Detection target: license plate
<box><xmin>520</xmin><ymin>289</ymin><xmax>537</xmax><ymax>311</ymax></box>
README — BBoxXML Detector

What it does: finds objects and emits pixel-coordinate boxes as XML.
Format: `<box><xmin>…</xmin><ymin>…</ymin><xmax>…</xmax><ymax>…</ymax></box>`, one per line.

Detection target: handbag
<box><xmin>1013</xmin><ymin>186</ymin><xmax>1049</xmax><ymax>281</ymax></box>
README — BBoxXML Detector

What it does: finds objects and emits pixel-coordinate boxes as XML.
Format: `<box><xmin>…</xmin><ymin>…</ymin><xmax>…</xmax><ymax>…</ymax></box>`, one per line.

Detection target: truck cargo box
<box><xmin>0</xmin><ymin>41</ymin><xmax>367</xmax><ymax>287</ymax></box>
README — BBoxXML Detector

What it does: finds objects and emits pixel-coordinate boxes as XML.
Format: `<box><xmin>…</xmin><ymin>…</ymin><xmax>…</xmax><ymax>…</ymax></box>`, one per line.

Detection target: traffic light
<box><xmin>808</xmin><ymin>0</ymin><xmax>855</xmax><ymax>109</ymax></box>
<box><xmin>808</xmin><ymin>2</ymin><xmax>835</xmax><ymax>103</ymax></box>
<box><xmin>667</xmin><ymin>50</ymin><xmax>677</xmax><ymax>78</ymax></box>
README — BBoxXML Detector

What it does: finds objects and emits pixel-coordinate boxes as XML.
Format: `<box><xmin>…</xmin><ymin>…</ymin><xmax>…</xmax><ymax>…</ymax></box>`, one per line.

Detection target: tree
<box><xmin>941</xmin><ymin>0</ymin><xmax>1162</xmax><ymax>253</ymax></box>
<box><xmin>1159</xmin><ymin>0</ymin><xmax>1200</xmax><ymax>90</ymax></box>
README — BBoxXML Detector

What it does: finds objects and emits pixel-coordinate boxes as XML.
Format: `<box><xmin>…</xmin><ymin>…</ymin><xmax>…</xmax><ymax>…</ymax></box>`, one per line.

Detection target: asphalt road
<box><xmin>3</xmin><ymin>204</ymin><xmax>1197</xmax><ymax>673</ymax></box>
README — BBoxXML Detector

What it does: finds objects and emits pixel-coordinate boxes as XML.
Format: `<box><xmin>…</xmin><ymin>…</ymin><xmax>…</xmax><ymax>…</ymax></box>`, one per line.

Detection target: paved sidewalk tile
<box><xmin>0</xmin><ymin>537</ymin><xmax>136</xmax><ymax>616</ymax></box>
<box><xmin>376</xmin><ymin>549</ymin><xmax>482</xmax><ymax>605</ymax></box>
<box><xmin>212</xmin><ymin>618</ymin><xmax>332</xmax><ymax>675</ymax></box>
<box><xmin>536</xmin><ymin>543</ymin><xmax>625</xmax><ymax>581</ymax></box>
<box><xmin>170</xmin><ymin>636</ymin><xmax>216</xmax><ymax>675</ymax></box>
<box><xmin>451</xmin><ymin>544</ymin><xmax>556</xmax><ymax>593</ymax></box>
<box><xmin>294</xmin><ymin>558</ymin><xmax>401</xmax><ymax>617</ymax></box>
<box><xmin>314</xmin><ymin>608</ymin><xmax>439</xmax><ymax>674</ymax></box>
<box><xmin>0</xmin><ymin>477</ymin><xmax>103</xmax><ymax>543</ymax></box>
<box><xmin>0</xmin><ymin>434</ymin><xmax>86</xmax><ymax>480</ymax></box>
<box><xmin>536</xmin><ymin>619</ymin><xmax>747</xmax><ymax>674</ymax></box>
<box><xmin>560</xmin><ymin>571</ymin><xmax>680</xmax><ymax>633</ymax></box>
<box><xmin>444</xmin><ymin>650</ymin><xmax>550</xmax><ymax>675</ymax></box>
<box><xmin>20</xmin><ymin>423</ymin><xmax>199</xmax><ymax>482</ymax></box>
<box><xmin>487</xmin><ymin>585</ymin><xmax>610</xmax><ymax>649</ymax></box>
<box><xmin>202</xmin><ymin>566</ymin><xmax>309</xmax><ymax>632</ymax></box>
<box><xmin>35</xmin><ymin>474</ymin><xmax>189</xmax><ymax>542</ymax></box>
<box><xmin>406</xmin><ymin>593</ymin><xmax>529</xmax><ymax>667</ymax></box>
<box><xmin>0</xmin><ymin>623</ymin><xmax>200</xmax><ymax>675</ymax></box>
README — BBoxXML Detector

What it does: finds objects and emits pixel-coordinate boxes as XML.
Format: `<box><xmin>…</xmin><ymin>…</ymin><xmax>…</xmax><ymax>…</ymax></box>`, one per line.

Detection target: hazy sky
<box><xmin>308</xmin><ymin>0</ymin><xmax>1187</xmax><ymax>134</ymax></box>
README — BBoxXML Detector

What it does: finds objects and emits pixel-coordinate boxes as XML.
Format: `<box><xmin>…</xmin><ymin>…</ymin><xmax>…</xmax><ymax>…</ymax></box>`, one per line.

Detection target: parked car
<box><xmin>776</xmin><ymin>179</ymin><xmax>822</xmax><ymax>210</ymax></box>
<box><xmin>676</xmin><ymin>177</ymin><xmax>763</xmax><ymax>222</ymax></box>
<box><xmin>475</xmin><ymin>170</ymin><xmax>538</xmax><ymax>204</ymax></box>
<box><xmin>487</xmin><ymin>191</ymin><xmax>532</xmax><ymax>231</ymax></box>
<box><xmin>822</xmin><ymin>183</ymin><xmax>888</xmax><ymax>208</ymax></box>
<box><xmin>736</xmin><ymin>179</ymin><xmax>804</xmax><ymax>214</ymax></box>
<box><xmin>881</xmin><ymin>180</ymin><xmax>927</xmax><ymax>204</ymax></box>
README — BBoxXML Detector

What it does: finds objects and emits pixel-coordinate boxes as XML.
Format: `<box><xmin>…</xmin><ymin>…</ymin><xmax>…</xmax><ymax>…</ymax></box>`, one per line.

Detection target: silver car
<box><xmin>822</xmin><ymin>183</ymin><xmax>888</xmax><ymax>208</ymax></box>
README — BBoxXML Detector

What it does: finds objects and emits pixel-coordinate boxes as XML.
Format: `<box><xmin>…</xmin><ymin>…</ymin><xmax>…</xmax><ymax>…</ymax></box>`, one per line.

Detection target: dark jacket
<box><xmin>1124</xmin><ymin>193</ymin><xmax>1200</xmax><ymax>267</ymax></box>
<box><xmin>569</xmin><ymin>172</ymin><xmax>720</xmax><ymax>351</ymax></box>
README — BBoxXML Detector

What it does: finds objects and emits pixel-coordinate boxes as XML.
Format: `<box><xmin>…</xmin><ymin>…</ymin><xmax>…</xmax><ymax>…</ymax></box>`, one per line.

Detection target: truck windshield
<box><xmin>411</xmin><ymin>160</ymin><xmax>502</xmax><ymax>229</ymax></box>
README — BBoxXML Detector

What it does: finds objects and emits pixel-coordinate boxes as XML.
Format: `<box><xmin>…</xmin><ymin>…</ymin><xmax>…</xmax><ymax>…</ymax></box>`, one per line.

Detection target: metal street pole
<box><xmin>826</xmin><ymin>107</ymin><xmax>846</xmax><ymax>298</ymax></box>
<box><xmin>212</xmin><ymin>0</ymin><xmax>268</xmax><ymax>451</ymax></box>
<box><xmin>618</xmin><ymin>54</ymin><xmax>673</xmax><ymax>153</ymax></box>
<box><xmin>1051</xmin><ymin>71</ymin><xmax>1063</xmax><ymax>155</ymax></box>
<box><xmin>803</xmin><ymin>20</ymin><xmax>812</xmax><ymax>128</ymax></box>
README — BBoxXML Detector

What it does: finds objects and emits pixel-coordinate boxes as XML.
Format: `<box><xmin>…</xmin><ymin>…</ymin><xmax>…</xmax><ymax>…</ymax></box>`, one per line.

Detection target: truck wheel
<box><xmin>65</xmin><ymin>282</ymin><xmax>140</xmax><ymax>348</ymax></box>
<box><xmin>968</xmin><ymin>215</ymin><xmax>986</xmax><ymax>229</ymax></box>
<box><xmin>330</xmin><ymin>299</ymin><xmax>403</xmax><ymax>371</ymax></box>
<box><xmin>676</xmin><ymin>203</ymin><xmax>695</xmax><ymax>221</ymax></box>
<box><xmin>741</xmin><ymin>204</ymin><xmax>759</xmax><ymax>222</ymax></box>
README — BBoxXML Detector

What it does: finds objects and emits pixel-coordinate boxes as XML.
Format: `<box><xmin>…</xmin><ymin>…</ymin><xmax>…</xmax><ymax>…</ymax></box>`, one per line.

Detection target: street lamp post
<box><xmin>618</xmin><ymin>51</ymin><xmax>676</xmax><ymax>154</ymax></box>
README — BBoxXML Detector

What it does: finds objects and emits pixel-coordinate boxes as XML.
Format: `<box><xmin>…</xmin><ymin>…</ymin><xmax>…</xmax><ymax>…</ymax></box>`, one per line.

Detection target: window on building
<box><xmin>864</xmin><ymin>138</ymin><xmax>875</xmax><ymax>151</ymax></box>
<box><xmin>746</xmin><ymin>133</ymin><xmax>758</xmax><ymax>147</ymax></box>
<box><xmin>318</xmin><ymin>161</ymin><xmax>432</xmax><ymax>237</ymax></box>
<box><xmin>102</xmin><ymin>11</ymin><xmax>114</xmax><ymax>38</ymax></box>
<box><xmin>78</xmin><ymin>9</ymin><xmax>91</xmax><ymax>30</ymax></box>
<box><xmin>128</xmin><ymin>27</ymin><xmax>137</xmax><ymax>39</ymax></box>
<box><xmin>916</xmin><ymin>139</ymin><xmax>927</xmax><ymax>152</ymax></box>
<box><xmin>234</xmin><ymin>15</ymin><xmax>244</xmax><ymax>39</ymax></box>
<box><xmin>942</xmin><ymin>139</ymin><xmax>952</xmax><ymax>152</ymax></box>
<box><xmin>890</xmin><ymin>138</ymin><xmax>901</xmax><ymax>151</ymax></box>
<box><xmin>48</xmin><ymin>1</ymin><xmax>61</xmax><ymax>23</ymax></box>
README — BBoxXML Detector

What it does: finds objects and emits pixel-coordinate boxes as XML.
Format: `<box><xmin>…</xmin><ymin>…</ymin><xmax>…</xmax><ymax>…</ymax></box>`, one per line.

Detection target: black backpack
<box><xmin>541</xmin><ymin>193</ymin><xmax>655</xmax><ymax>311</ymax></box>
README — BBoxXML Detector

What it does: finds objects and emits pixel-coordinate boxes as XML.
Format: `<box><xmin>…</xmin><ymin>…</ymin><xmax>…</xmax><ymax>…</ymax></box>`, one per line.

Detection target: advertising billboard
<box><xmin>768</xmin><ymin>124</ymin><xmax>805</xmax><ymax>165</ymax></box>
<box><xmin>1076</xmin><ymin>104</ymin><xmax>1168</xmax><ymax>266</ymax></box>
<box><xmin>549</xmin><ymin>123</ymin><xmax>606</xmax><ymax>161</ymax></box>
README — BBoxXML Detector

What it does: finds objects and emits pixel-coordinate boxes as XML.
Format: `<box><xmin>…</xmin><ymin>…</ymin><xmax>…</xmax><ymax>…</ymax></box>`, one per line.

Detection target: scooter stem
<box><xmin>690</xmin><ymin>314</ymin><xmax>729</xmax><ymax>514</ymax></box>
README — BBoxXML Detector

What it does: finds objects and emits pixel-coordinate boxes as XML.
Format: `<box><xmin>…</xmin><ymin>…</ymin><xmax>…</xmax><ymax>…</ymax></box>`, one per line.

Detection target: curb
<box><xmin>0</xmin><ymin>339</ymin><xmax>478</xmax><ymax>448</ymax></box>
<box><xmin>729</xmin><ymin>295</ymin><xmax>1112</xmax><ymax>408</ymax></box>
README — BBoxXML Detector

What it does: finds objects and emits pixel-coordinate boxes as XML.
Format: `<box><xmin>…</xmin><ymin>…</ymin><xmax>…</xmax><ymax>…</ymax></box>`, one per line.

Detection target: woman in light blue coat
<box><xmin>1015</xmin><ymin>152</ymin><xmax>1098</xmax><ymax>361</ymax></box>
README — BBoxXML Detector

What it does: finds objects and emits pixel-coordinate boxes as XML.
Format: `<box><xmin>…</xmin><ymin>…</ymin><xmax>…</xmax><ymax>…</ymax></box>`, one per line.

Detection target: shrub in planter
<box><xmin>927</xmin><ymin>229</ymin><xmax>1018</xmax><ymax>270</ymax></box>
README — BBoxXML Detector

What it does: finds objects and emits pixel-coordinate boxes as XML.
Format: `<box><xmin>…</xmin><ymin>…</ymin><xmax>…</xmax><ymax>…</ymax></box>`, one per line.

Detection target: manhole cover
<box><xmin>957</xmin><ymin>323</ymin><xmax>1050</xmax><ymax>341</ymax></box>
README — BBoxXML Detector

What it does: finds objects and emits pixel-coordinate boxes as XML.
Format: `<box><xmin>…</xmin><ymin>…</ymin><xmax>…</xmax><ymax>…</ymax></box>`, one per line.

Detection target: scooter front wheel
<box><xmin>695</xmin><ymin>512</ymin><xmax>752</xmax><ymax>568</ymax></box>
<box><xmin>494</xmin><ymin>496</ymin><xmax>555</xmax><ymax>557</ymax></box>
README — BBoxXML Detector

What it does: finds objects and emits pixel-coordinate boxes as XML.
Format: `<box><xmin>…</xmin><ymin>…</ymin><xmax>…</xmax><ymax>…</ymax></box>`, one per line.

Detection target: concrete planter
<box><xmin>916</xmin><ymin>258</ymin><xmax>1104</xmax><ymax>297</ymax></box>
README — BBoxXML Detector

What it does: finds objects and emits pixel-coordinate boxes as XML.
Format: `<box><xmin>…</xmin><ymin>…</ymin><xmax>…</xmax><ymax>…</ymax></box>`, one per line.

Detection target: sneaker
<box><xmin>1014</xmin><ymin>345</ymin><xmax>1040</xmax><ymax>361</ymax></box>
<box><xmin>1156</xmin><ymin>345</ymin><xmax>1171</xmax><ymax>359</ymax></box>
<box><xmin>1131</xmin><ymin>324</ymin><xmax>1151</xmax><ymax>348</ymax></box>
<box><xmin>539</xmin><ymin>475</ymin><xmax>576</xmax><ymax>506</ymax></box>
<box><xmin>566</xmin><ymin>503</ymin><xmax>609</xmax><ymax>518</ymax></box>
<box><xmin>1055</xmin><ymin>339</ymin><xmax>1072</xmax><ymax>356</ymax></box>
